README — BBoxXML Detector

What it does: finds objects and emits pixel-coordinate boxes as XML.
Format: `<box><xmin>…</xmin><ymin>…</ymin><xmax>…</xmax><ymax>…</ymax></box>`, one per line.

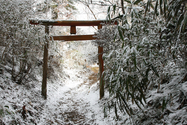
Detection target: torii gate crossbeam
<box><xmin>30</xmin><ymin>19</ymin><xmax>117</xmax><ymax>99</ymax></box>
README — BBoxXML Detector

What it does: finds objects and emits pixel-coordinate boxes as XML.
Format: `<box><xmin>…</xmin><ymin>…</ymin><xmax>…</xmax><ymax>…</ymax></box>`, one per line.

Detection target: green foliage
<box><xmin>134</xmin><ymin>0</ymin><xmax>143</xmax><ymax>5</ymax></box>
<box><xmin>149</xmin><ymin>0</ymin><xmax>187</xmax><ymax>34</ymax></box>
<box><xmin>0</xmin><ymin>106</ymin><xmax>14</xmax><ymax>117</ymax></box>
<box><xmin>0</xmin><ymin>109</ymin><xmax>4</xmax><ymax>116</ymax></box>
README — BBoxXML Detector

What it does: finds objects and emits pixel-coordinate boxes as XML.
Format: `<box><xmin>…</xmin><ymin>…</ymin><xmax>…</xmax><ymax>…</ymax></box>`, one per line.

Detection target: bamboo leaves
<box><xmin>134</xmin><ymin>0</ymin><xmax>143</xmax><ymax>5</ymax></box>
<box><xmin>176</xmin><ymin>14</ymin><xmax>184</xmax><ymax>32</ymax></box>
<box><xmin>154</xmin><ymin>0</ymin><xmax>159</xmax><ymax>16</ymax></box>
<box><xmin>97</xmin><ymin>0</ymin><xmax>187</xmax><ymax>120</ymax></box>
<box><xmin>163</xmin><ymin>0</ymin><xmax>167</xmax><ymax>18</ymax></box>
<box><xmin>160</xmin><ymin>0</ymin><xmax>163</xmax><ymax>15</ymax></box>
<box><xmin>153</xmin><ymin>0</ymin><xmax>187</xmax><ymax>34</ymax></box>
<box><xmin>124</xmin><ymin>0</ymin><xmax>131</xmax><ymax>4</ymax></box>
<box><xmin>107</xmin><ymin>6</ymin><xmax>111</xmax><ymax>20</ymax></box>
<box><xmin>118</xmin><ymin>26</ymin><xmax>124</xmax><ymax>41</ymax></box>
<box><xmin>182</xmin><ymin>12</ymin><xmax>187</xmax><ymax>32</ymax></box>
<box><xmin>151</xmin><ymin>65</ymin><xmax>159</xmax><ymax>77</ymax></box>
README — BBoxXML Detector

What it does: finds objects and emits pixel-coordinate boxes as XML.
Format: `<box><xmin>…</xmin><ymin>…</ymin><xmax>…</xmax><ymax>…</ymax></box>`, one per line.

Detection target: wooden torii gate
<box><xmin>30</xmin><ymin>19</ymin><xmax>117</xmax><ymax>99</ymax></box>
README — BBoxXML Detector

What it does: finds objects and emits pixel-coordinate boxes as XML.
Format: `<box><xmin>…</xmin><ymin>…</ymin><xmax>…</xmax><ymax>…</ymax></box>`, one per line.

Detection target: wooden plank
<box><xmin>30</xmin><ymin>19</ymin><xmax>117</xmax><ymax>26</ymax></box>
<box><xmin>42</xmin><ymin>26</ymin><xmax>49</xmax><ymax>99</ymax></box>
<box><xmin>51</xmin><ymin>35</ymin><xmax>96</xmax><ymax>41</ymax></box>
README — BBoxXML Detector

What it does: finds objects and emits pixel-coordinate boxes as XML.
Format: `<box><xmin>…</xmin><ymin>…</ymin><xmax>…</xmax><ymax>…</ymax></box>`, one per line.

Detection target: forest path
<box><xmin>41</xmin><ymin>42</ymin><xmax>103</xmax><ymax>124</ymax></box>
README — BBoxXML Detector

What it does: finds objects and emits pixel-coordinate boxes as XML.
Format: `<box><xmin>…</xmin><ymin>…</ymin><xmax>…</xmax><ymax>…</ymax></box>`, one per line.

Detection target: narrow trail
<box><xmin>45</xmin><ymin>68</ymin><xmax>99</xmax><ymax>124</ymax></box>
<box><xmin>40</xmin><ymin>42</ymin><xmax>106</xmax><ymax>124</ymax></box>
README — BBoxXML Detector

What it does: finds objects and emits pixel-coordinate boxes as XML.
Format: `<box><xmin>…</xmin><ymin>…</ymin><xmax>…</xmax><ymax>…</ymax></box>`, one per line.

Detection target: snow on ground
<box><xmin>0</xmin><ymin>41</ymin><xmax>124</xmax><ymax>124</ymax></box>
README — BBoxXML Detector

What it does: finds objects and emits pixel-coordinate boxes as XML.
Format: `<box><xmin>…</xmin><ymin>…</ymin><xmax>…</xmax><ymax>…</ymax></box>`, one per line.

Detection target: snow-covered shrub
<box><xmin>0</xmin><ymin>0</ymin><xmax>44</xmax><ymax>84</ymax></box>
<box><xmin>94</xmin><ymin>0</ymin><xmax>187</xmax><ymax>123</ymax></box>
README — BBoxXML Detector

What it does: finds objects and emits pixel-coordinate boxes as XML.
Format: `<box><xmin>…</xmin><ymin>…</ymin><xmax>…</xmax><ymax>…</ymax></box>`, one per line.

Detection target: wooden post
<box><xmin>42</xmin><ymin>25</ymin><xmax>49</xmax><ymax>99</ymax></box>
<box><xmin>98</xmin><ymin>24</ymin><xmax>104</xmax><ymax>99</ymax></box>
<box><xmin>70</xmin><ymin>26</ymin><xmax>76</xmax><ymax>34</ymax></box>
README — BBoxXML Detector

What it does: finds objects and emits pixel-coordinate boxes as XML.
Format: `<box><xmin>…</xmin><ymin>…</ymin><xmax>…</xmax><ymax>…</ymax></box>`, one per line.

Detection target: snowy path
<box><xmin>37</xmin><ymin>43</ymin><xmax>116</xmax><ymax>125</ymax></box>
<box><xmin>41</xmin><ymin>67</ymin><xmax>101</xmax><ymax>125</ymax></box>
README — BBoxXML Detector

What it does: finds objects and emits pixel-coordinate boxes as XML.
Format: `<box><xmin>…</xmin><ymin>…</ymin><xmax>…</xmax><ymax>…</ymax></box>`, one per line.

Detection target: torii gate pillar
<box><xmin>98</xmin><ymin>24</ymin><xmax>104</xmax><ymax>99</ymax></box>
<box><xmin>42</xmin><ymin>25</ymin><xmax>49</xmax><ymax>99</ymax></box>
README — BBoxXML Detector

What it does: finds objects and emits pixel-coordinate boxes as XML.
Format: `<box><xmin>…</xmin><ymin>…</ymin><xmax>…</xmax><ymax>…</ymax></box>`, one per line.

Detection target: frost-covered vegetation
<box><xmin>0</xmin><ymin>0</ymin><xmax>187</xmax><ymax>124</ymax></box>
<box><xmin>0</xmin><ymin>0</ymin><xmax>45</xmax><ymax>85</ymax></box>
<box><xmin>94</xmin><ymin>0</ymin><xmax>187</xmax><ymax>124</ymax></box>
